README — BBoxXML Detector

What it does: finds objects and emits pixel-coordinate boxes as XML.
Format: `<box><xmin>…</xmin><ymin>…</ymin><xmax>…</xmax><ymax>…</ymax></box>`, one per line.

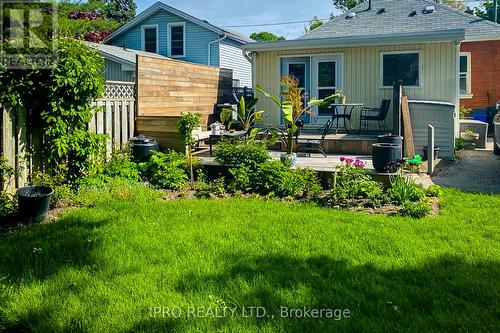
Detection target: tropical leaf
<box><xmin>256</xmin><ymin>85</ymin><xmax>281</xmax><ymax>107</ymax></box>
<box><xmin>220</xmin><ymin>108</ymin><xmax>233</xmax><ymax>123</ymax></box>
<box><xmin>281</xmin><ymin>101</ymin><xmax>294</xmax><ymax>124</ymax></box>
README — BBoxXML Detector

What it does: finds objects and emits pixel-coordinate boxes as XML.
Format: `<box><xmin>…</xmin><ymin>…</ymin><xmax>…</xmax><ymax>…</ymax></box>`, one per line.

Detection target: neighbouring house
<box><xmin>244</xmin><ymin>0</ymin><xmax>500</xmax><ymax>159</ymax></box>
<box><xmin>87</xmin><ymin>42</ymin><xmax>170</xmax><ymax>82</ymax></box>
<box><xmin>103</xmin><ymin>1</ymin><xmax>252</xmax><ymax>88</ymax></box>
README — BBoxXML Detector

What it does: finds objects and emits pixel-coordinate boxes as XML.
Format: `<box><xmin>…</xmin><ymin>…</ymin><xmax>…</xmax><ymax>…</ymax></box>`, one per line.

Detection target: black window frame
<box><xmin>382</xmin><ymin>52</ymin><xmax>420</xmax><ymax>87</ymax></box>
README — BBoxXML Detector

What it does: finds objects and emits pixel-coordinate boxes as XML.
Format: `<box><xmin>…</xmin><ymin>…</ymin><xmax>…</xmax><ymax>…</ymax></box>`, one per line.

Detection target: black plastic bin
<box><xmin>16</xmin><ymin>186</ymin><xmax>53</xmax><ymax>223</ymax></box>
<box><xmin>422</xmin><ymin>146</ymin><xmax>440</xmax><ymax>161</ymax></box>
<box><xmin>372</xmin><ymin>143</ymin><xmax>402</xmax><ymax>172</ymax></box>
<box><xmin>130</xmin><ymin>135</ymin><xmax>159</xmax><ymax>163</ymax></box>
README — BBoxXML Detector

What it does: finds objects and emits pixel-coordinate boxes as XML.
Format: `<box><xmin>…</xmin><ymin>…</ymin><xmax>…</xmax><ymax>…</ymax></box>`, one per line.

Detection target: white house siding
<box><xmin>219</xmin><ymin>41</ymin><xmax>252</xmax><ymax>87</ymax></box>
<box><xmin>253</xmin><ymin>42</ymin><xmax>459</xmax><ymax>134</ymax></box>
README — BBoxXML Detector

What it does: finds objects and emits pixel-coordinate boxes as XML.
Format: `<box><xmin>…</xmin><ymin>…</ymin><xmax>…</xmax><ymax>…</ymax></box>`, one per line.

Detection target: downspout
<box><xmin>242</xmin><ymin>50</ymin><xmax>255</xmax><ymax>88</ymax></box>
<box><xmin>208</xmin><ymin>34</ymin><xmax>227</xmax><ymax>66</ymax></box>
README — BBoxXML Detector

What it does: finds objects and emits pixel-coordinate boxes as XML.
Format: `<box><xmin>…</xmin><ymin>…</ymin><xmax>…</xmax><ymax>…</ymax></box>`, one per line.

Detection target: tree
<box><xmin>333</xmin><ymin>0</ymin><xmax>365</xmax><ymax>11</ymax></box>
<box><xmin>250</xmin><ymin>32</ymin><xmax>285</xmax><ymax>42</ymax></box>
<box><xmin>440</xmin><ymin>0</ymin><xmax>467</xmax><ymax>10</ymax></box>
<box><xmin>105</xmin><ymin>0</ymin><xmax>136</xmax><ymax>23</ymax></box>
<box><xmin>304</xmin><ymin>16</ymin><xmax>324</xmax><ymax>33</ymax></box>
<box><xmin>476</xmin><ymin>1</ymin><xmax>500</xmax><ymax>22</ymax></box>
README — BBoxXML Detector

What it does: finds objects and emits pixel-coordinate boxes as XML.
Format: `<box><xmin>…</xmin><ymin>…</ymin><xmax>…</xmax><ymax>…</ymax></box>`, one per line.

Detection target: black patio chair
<box><xmin>359</xmin><ymin>99</ymin><xmax>391</xmax><ymax>134</ymax></box>
<box><xmin>296</xmin><ymin>119</ymin><xmax>334</xmax><ymax>157</ymax></box>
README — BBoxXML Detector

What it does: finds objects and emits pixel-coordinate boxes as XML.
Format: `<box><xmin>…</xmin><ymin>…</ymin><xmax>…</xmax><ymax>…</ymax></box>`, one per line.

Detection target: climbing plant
<box><xmin>0</xmin><ymin>38</ymin><xmax>107</xmax><ymax>181</ymax></box>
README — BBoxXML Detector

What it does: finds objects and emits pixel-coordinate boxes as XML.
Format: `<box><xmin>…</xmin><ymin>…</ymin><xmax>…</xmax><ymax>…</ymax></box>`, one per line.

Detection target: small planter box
<box><xmin>459</xmin><ymin>120</ymin><xmax>488</xmax><ymax>148</ymax></box>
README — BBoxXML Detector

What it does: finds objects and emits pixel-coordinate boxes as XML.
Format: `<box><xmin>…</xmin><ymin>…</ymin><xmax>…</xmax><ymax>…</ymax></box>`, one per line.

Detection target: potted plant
<box><xmin>256</xmin><ymin>76</ymin><xmax>341</xmax><ymax>166</ymax></box>
<box><xmin>178</xmin><ymin>112</ymin><xmax>201</xmax><ymax>189</ymax></box>
<box><xmin>16</xmin><ymin>186</ymin><xmax>54</xmax><ymax>223</ymax></box>
<box><xmin>460</xmin><ymin>129</ymin><xmax>479</xmax><ymax>142</ymax></box>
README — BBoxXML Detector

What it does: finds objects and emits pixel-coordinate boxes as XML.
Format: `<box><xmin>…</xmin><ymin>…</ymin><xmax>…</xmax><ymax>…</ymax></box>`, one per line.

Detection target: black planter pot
<box><xmin>130</xmin><ymin>135</ymin><xmax>159</xmax><ymax>163</ymax></box>
<box><xmin>422</xmin><ymin>146</ymin><xmax>440</xmax><ymax>161</ymax></box>
<box><xmin>372</xmin><ymin>143</ymin><xmax>402</xmax><ymax>172</ymax></box>
<box><xmin>16</xmin><ymin>186</ymin><xmax>53</xmax><ymax>223</ymax></box>
<box><xmin>377</xmin><ymin>135</ymin><xmax>403</xmax><ymax>159</ymax></box>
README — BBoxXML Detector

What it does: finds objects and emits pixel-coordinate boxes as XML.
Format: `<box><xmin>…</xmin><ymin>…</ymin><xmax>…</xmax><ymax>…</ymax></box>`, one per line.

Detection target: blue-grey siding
<box><xmin>107</xmin><ymin>8</ymin><xmax>221</xmax><ymax>66</ymax></box>
<box><xmin>219</xmin><ymin>40</ymin><xmax>252</xmax><ymax>87</ymax></box>
<box><xmin>103</xmin><ymin>59</ymin><xmax>135</xmax><ymax>82</ymax></box>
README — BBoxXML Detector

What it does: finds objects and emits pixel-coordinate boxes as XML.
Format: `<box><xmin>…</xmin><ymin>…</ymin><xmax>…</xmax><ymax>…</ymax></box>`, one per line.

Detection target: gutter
<box><xmin>243</xmin><ymin>29</ymin><xmax>466</xmax><ymax>52</ymax></box>
<box><xmin>208</xmin><ymin>34</ymin><xmax>227</xmax><ymax>66</ymax></box>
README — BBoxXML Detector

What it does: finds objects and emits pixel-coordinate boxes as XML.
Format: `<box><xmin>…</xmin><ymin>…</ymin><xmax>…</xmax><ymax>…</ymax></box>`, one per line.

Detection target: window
<box><xmin>381</xmin><ymin>52</ymin><xmax>420</xmax><ymax>87</ymax></box>
<box><xmin>169</xmin><ymin>22</ymin><xmax>185</xmax><ymax>57</ymax></box>
<box><xmin>460</xmin><ymin>52</ymin><xmax>472</xmax><ymax>97</ymax></box>
<box><xmin>142</xmin><ymin>25</ymin><xmax>157</xmax><ymax>53</ymax></box>
<box><xmin>317</xmin><ymin>61</ymin><xmax>337</xmax><ymax>116</ymax></box>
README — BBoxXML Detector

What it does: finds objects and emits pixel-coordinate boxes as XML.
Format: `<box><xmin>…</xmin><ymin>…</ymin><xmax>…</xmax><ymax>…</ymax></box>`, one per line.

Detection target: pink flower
<box><xmin>340</xmin><ymin>156</ymin><xmax>346</xmax><ymax>162</ymax></box>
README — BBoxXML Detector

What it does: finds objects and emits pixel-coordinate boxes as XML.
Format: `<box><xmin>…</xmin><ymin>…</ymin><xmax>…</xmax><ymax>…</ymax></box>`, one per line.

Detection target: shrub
<box><xmin>32</xmin><ymin>168</ymin><xmax>76</xmax><ymax>208</ymax></box>
<box><xmin>139</xmin><ymin>151</ymin><xmax>193</xmax><ymax>190</ymax></box>
<box><xmin>195</xmin><ymin>177</ymin><xmax>226</xmax><ymax>199</ymax></box>
<box><xmin>0</xmin><ymin>192</ymin><xmax>17</xmax><ymax>218</ymax></box>
<box><xmin>401</xmin><ymin>199</ymin><xmax>432</xmax><ymax>219</ymax></box>
<box><xmin>426</xmin><ymin>184</ymin><xmax>443</xmax><ymax>198</ymax></box>
<box><xmin>331</xmin><ymin>159</ymin><xmax>383</xmax><ymax>204</ymax></box>
<box><xmin>388</xmin><ymin>176</ymin><xmax>425</xmax><ymax>205</ymax></box>
<box><xmin>230</xmin><ymin>160</ymin><xmax>321</xmax><ymax>199</ymax></box>
<box><xmin>103</xmin><ymin>147</ymin><xmax>140</xmax><ymax>182</ymax></box>
<box><xmin>215</xmin><ymin>139</ymin><xmax>270</xmax><ymax>168</ymax></box>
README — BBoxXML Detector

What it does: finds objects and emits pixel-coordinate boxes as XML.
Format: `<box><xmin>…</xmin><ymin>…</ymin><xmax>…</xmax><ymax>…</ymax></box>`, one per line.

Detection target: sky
<box><xmin>136</xmin><ymin>0</ymin><xmax>341</xmax><ymax>39</ymax></box>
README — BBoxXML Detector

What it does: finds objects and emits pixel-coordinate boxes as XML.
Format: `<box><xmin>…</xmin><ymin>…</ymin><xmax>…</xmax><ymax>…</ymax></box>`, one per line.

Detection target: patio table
<box><xmin>209</xmin><ymin>130</ymin><xmax>247</xmax><ymax>156</ymax></box>
<box><xmin>328</xmin><ymin>103</ymin><xmax>364</xmax><ymax>134</ymax></box>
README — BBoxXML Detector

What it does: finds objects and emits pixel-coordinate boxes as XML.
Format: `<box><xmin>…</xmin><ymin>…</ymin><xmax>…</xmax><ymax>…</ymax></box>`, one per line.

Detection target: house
<box><xmin>103</xmin><ymin>1</ymin><xmax>252</xmax><ymax>88</ymax></box>
<box><xmin>243</xmin><ymin>0</ymin><xmax>500</xmax><ymax>159</ymax></box>
<box><xmin>87</xmin><ymin>42</ymin><xmax>170</xmax><ymax>82</ymax></box>
<box><xmin>299</xmin><ymin>0</ymin><xmax>500</xmax><ymax>119</ymax></box>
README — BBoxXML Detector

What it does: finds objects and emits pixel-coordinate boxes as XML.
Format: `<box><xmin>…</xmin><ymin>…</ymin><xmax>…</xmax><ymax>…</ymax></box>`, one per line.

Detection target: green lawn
<box><xmin>0</xmin><ymin>189</ymin><xmax>499</xmax><ymax>332</ymax></box>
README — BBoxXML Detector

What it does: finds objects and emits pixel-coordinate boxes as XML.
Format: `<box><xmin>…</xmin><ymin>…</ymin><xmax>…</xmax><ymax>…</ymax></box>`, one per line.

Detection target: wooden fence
<box><xmin>135</xmin><ymin>54</ymin><xmax>233</xmax><ymax>150</ymax></box>
<box><xmin>0</xmin><ymin>81</ymin><xmax>135</xmax><ymax>191</ymax></box>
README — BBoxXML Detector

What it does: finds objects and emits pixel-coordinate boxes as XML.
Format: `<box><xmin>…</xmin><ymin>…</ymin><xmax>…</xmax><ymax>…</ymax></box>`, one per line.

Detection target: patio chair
<box><xmin>296</xmin><ymin>119</ymin><xmax>334</xmax><ymax>157</ymax></box>
<box><xmin>359</xmin><ymin>99</ymin><xmax>391</xmax><ymax>134</ymax></box>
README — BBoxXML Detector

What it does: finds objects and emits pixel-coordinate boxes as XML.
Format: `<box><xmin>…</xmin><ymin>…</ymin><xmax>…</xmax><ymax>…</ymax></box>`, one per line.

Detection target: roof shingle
<box><xmin>299</xmin><ymin>0</ymin><xmax>500</xmax><ymax>41</ymax></box>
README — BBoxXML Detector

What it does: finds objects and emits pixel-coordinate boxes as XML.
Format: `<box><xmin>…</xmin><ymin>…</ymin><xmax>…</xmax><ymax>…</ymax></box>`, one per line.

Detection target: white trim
<box><xmin>141</xmin><ymin>24</ymin><xmax>159</xmax><ymax>53</ymax></box>
<box><xmin>168</xmin><ymin>22</ymin><xmax>186</xmax><ymax>58</ymax></box>
<box><xmin>380</xmin><ymin>50</ymin><xmax>422</xmax><ymax>89</ymax></box>
<box><xmin>459</xmin><ymin>51</ymin><xmax>472</xmax><ymax>97</ymax></box>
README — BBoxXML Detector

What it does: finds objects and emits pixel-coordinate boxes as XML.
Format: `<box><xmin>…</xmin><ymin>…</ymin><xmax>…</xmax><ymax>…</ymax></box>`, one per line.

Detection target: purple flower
<box><xmin>340</xmin><ymin>156</ymin><xmax>346</xmax><ymax>162</ymax></box>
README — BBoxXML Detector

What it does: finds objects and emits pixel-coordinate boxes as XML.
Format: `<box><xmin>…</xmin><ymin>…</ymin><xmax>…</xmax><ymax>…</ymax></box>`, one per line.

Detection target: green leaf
<box><xmin>256</xmin><ymin>85</ymin><xmax>281</xmax><ymax>108</ymax></box>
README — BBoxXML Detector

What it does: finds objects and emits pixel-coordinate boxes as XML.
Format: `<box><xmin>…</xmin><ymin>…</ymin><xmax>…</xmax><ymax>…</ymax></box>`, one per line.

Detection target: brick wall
<box><xmin>460</xmin><ymin>40</ymin><xmax>500</xmax><ymax>110</ymax></box>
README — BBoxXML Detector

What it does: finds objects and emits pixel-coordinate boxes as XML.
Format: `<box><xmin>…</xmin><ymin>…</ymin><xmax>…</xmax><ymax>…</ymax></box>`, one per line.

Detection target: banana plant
<box><xmin>220</xmin><ymin>96</ymin><xmax>264</xmax><ymax>132</ymax></box>
<box><xmin>256</xmin><ymin>75</ymin><xmax>342</xmax><ymax>155</ymax></box>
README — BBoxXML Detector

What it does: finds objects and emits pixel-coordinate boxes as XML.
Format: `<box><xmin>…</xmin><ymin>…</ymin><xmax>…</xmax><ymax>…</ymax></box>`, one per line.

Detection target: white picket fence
<box><xmin>89</xmin><ymin>81</ymin><xmax>136</xmax><ymax>155</ymax></box>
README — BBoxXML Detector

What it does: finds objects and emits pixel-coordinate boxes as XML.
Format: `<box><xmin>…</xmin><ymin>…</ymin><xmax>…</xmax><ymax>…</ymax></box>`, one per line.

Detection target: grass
<box><xmin>0</xmin><ymin>188</ymin><xmax>499</xmax><ymax>332</ymax></box>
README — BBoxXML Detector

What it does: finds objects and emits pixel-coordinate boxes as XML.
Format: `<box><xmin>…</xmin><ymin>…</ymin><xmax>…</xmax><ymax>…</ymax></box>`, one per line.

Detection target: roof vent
<box><xmin>377</xmin><ymin>8</ymin><xmax>386</xmax><ymax>14</ymax></box>
<box><xmin>346</xmin><ymin>12</ymin><xmax>356</xmax><ymax>19</ymax></box>
<box><xmin>409</xmin><ymin>10</ymin><xmax>417</xmax><ymax>17</ymax></box>
<box><xmin>424</xmin><ymin>5</ymin><xmax>436</xmax><ymax>14</ymax></box>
